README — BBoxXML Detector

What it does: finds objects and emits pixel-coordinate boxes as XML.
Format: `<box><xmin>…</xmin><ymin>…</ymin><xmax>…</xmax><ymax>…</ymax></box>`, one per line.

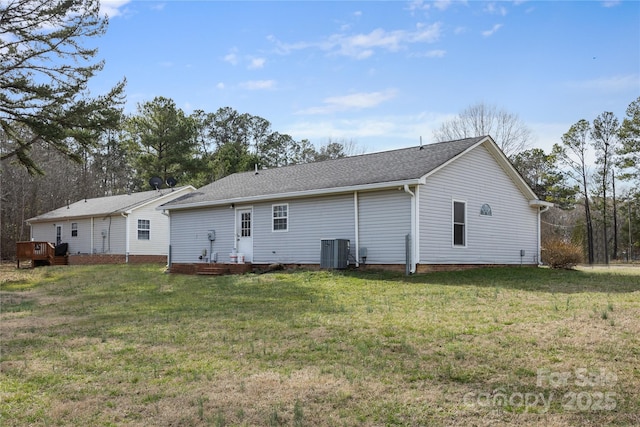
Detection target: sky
<box><xmin>93</xmin><ymin>0</ymin><xmax>640</xmax><ymax>155</ymax></box>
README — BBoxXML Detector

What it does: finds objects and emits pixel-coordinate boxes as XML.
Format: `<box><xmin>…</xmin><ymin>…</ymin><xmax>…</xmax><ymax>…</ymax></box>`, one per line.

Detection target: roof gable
<box><xmin>164</xmin><ymin>137</ymin><xmax>488</xmax><ymax>209</ymax></box>
<box><xmin>27</xmin><ymin>186</ymin><xmax>194</xmax><ymax>223</ymax></box>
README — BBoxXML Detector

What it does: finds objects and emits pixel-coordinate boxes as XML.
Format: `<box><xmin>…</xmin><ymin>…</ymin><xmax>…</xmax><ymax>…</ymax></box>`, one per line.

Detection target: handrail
<box><xmin>16</xmin><ymin>241</ymin><xmax>57</xmax><ymax>268</ymax></box>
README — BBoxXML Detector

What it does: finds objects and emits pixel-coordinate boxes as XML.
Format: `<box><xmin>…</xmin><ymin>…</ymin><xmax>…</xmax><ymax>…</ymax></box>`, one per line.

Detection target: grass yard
<box><xmin>1</xmin><ymin>264</ymin><xmax>639</xmax><ymax>426</ymax></box>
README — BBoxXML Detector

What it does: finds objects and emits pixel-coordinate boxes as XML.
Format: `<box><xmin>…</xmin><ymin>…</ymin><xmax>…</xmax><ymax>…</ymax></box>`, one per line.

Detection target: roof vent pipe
<box><xmin>419</xmin><ymin>136</ymin><xmax>424</xmax><ymax>150</ymax></box>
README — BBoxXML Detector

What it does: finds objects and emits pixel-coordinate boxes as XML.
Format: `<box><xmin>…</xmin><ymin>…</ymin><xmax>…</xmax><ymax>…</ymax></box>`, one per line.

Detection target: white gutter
<box><xmin>529</xmin><ymin>199</ymin><xmax>553</xmax><ymax>210</ymax></box>
<box><xmin>353</xmin><ymin>191</ymin><xmax>359</xmax><ymax>267</ymax></box>
<box><xmin>90</xmin><ymin>217</ymin><xmax>94</xmax><ymax>254</ymax></box>
<box><xmin>160</xmin><ymin>179</ymin><xmax>422</xmax><ymax>212</ymax></box>
<box><xmin>122</xmin><ymin>212</ymin><xmax>129</xmax><ymax>263</ymax></box>
<box><xmin>403</xmin><ymin>184</ymin><xmax>417</xmax><ymax>274</ymax></box>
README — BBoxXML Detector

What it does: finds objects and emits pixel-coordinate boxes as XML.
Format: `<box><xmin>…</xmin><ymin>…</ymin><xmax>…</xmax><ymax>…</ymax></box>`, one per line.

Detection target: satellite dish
<box><xmin>149</xmin><ymin>176</ymin><xmax>163</xmax><ymax>190</ymax></box>
<box><xmin>166</xmin><ymin>177</ymin><xmax>177</xmax><ymax>188</ymax></box>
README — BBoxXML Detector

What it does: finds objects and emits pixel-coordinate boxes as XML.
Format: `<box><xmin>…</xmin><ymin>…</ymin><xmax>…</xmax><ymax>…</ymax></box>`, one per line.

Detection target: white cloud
<box><xmin>328</xmin><ymin>24</ymin><xmax>442</xmax><ymax>59</ymax></box>
<box><xmin>283</xmin><ymin>110</ymin><xmax>455</xmax><ymax>151</ymax></box>
<box><xmin>410</xmin><ymin>49</ymin><xmax>446</xmax><ymax>58</ymax></box>
<box><xmin>424</xmin><ymin>49</ymin><xmax>446</xmax><ymax>58</ymax></box>
<box><xmin>482</xmin><ymin>24</ymin><xmax>503</xmax><ymax>37</ymax></box>
<box><xmin>433</xmin><ymin>0</ymin><xmax>455</xmax><ymax>11</ymax></box>
<box><xmin>567</xmin><ymin>74</ymin><xmax>640</xmax><ymax>92</ymax></box>
<box><xmin>288</xmin><ymin>118</ymin><xmax>396</xmax><ymax>140</ymax></box>
<box><xmin>100</xmin><ymin>0</ymin><xmax>132</xmax><ymax>18</ymax></box>
<box><xmin>216</xmin><ymin>82</ymin><xmax>225</xmax><ymax>90</ymax></box>
<box><xmin>296</xmin><ymin>89</ymin><xmax>398</xmax><ymax>115</ymax></box>
<box><xmin>407</xmin><ymin>1</ymin><xmax>430</xmax><ymax>13</ymax></box>
<box><xmin>484</xmin><ymin>2</ymin><xmax>508</xmax><ymax>16</ymax></box>
<box><xmin>239</xmin><ymin>80</ymin><xmax>276</xmax><ymax>90</ymax></box>
<box><xmin>224</xmin><ymin>51</ymin><xmax>238</xmax><ymax>66</ymax></box>
<box><xmin>269</xmin><ymin>23</ymin><xmax>442</xmax><ymax>60</ymax></box>
<box><xmin>602</xmin><ymin>1</ymin><xmax>621</xmax><ymax>7</ymax></box>
<box><xmin>248</xmin><ymin>57</ymin><xmax>266</xmax><ymax>69</ymax></box>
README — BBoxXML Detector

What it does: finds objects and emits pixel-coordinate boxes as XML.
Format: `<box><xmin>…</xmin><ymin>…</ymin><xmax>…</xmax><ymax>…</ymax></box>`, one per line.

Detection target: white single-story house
<box><xmin>26</xmin><ymin>186</ymin><xmax>195</xmax><ymax>264</ymax></box>
<box><xmin>161</xmin><ymin>136</ymin><xmax>552</xmax><ymax>273</ymax></box>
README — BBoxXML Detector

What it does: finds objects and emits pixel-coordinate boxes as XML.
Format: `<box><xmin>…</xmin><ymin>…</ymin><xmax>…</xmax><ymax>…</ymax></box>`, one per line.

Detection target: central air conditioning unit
<box><xmin>320</xmin><ymin>239</ymin><xmax>350</xmax><ymax>269</ymax></box>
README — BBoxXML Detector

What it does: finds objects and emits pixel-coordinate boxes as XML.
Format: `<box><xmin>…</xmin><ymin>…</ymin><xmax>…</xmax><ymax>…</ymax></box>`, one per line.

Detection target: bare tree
<box><xmin>591</xmin><ymin>111</ymin><xmax>620</xmax><ymax>263</ymax></box>
<box><xmin>433</xmin><ymin>102</ymin><xmax>532</xmax><ymax>158</ymax></box>
<box><xmin>555</xmin><ymin>119</ymin><xmax>595</xmax><ymax>264</ymax></box>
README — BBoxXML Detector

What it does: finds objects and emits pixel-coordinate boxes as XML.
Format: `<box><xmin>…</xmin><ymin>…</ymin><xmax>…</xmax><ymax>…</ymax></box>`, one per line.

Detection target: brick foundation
<box><xmin>415</xmin><ymin>263</ymin><xmax>539</xmax><ymax>273</ymax></box>
<box><xmin>68</xmin><ymin>254</ymin><xmax>167</xmax><ymax>265</ymax></box>
<box><xmin>128</xmin><ymin>255</ymin><xmax>167</xmax><ymax>264</ymax></box>
<box><xmin>169</xmin><ymin>262</ymin><xmax>539</xmax><ymax>275</ymax></box>
<box><xmin>170</xmin><ymin>262</ymin><xmax>253</xmax><ymax>275</ymax></box>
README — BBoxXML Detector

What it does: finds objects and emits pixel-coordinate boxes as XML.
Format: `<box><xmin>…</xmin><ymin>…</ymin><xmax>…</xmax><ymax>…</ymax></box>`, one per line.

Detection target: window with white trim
<box><xmin>453</xmin><ymin>201</ymin><xmax>466</xmax><ymax>247</ymax></box>
<box><xmin>137</xmin><ymin>219</ymin><xmax>150</xmax><ymax>240</ymax></box>
<box><xmin>71</xmin><ymin>222</ymin><xmax>78</xmax><ymax>237</ymax></box>
<box><xmin>272</xmin><ymin>204</ymin><xmax>288</xmax><ymax>231</ymax></box>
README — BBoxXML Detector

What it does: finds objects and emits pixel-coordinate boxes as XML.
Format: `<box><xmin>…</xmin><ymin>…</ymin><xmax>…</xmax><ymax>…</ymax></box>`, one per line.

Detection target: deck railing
<box><xmin>16</xmin><ymin>241</ymin><xmax>55</xmax><ymax>268</ymax></box>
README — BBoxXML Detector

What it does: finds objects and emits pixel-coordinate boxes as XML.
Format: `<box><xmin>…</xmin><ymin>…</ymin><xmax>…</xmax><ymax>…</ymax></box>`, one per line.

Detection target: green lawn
<box><xmin>1</xmin><ymin>264</ymin><xmax>639</xmax><ymax>426</ymax></box>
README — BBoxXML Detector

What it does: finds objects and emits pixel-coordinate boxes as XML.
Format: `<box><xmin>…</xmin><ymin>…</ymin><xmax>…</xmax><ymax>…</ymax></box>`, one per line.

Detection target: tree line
<box><xmin>1</xmin><ymin>1</ymin><xmax>639</xmax><ymax>263</ymax></box>
<box><xmin>0</xmin><ymin>95</ymin><xmax>357</xmax><ymax>259</ymax></box>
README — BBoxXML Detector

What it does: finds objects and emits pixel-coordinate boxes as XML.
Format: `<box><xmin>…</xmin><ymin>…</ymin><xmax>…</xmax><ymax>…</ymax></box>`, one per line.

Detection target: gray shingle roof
<box><xmin>27</xmin><ymin>186</ymin><xmax>192</xmax><ymax>222</ymax></box>
<box><xmin>164</xmin><ymin>137</ymin><xmax>487</xmax><ymax>208</ymax></box>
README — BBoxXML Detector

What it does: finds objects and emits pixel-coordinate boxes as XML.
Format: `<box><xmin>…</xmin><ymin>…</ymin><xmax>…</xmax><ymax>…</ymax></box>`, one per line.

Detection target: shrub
<box><xmin>541</xmin><ymin>238</ymin><xmax>584</xmax><ymax>269</ymax></box>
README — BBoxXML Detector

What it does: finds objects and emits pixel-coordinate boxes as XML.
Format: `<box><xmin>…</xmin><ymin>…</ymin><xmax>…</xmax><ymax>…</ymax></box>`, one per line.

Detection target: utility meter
<box><xmin>207</xmin><ymin>230</ymin><xmax>216</xmax><ymax>241</ymax></box>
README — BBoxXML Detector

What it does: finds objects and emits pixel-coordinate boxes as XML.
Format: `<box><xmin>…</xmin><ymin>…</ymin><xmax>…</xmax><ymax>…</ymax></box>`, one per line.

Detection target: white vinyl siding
<box><xmin>30</xmin><ymin>222</ymin><xmax>55</xmax><ymax>243</ymax></box>
<box><xmin>26</xmin><ymin>187</ymin><xmax>193</xmax><ymax>258</ymax></box>
<box><xmin>169</xmin><ymin>207</ymin><xmax>235</xmax><ymax>264</ymax></box>
<box><xmin>419</xmin><ymin>144</ymin><xmax>539</xmax><ymax>265</ymax></box>
<box><xmin>95</xmin><ymin>216</ymin><xmax>126</xmax><ymax>254</ymax></box>
<box><xmin>253</xmin><ymin>194</ymin><xmax>355</xmax><ymax>264</ymax></box>
<box><xmin>67</xmin><ymin>219</ymin><xmax>90</xmax><ymax>254</ymax></box>
<box><xmin>358</xmin><ymin>189</ymin><xmax>411</xmax><ymax>264</ymax></box>
<box><xmin>30</xmin><ymin>219</ymin><xmax>92</xmax><ymax>254</ymax></box>
<box><xmin>128</xmin><ymin>198</ymin><xmax>181</xmax><ymax>256</ymax></box>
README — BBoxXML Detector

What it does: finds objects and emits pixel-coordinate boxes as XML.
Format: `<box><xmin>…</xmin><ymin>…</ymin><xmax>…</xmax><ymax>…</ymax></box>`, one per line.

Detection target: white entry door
<box><xmin>236</xmin><ymin>208</ymin><xmax>253</xmax><ymax>262</ymax></box>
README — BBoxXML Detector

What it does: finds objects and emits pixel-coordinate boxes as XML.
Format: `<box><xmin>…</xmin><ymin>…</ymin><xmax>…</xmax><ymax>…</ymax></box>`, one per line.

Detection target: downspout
<box><xmin>353</xmin><ymin>191</ymin><xmax>359</xmax><ymax>267</ymax></box>
<box><xmin>90</xmin><ymin>217</ymin><xmax>94</xmax><ymax>254</ymax></box>
<box><xmin>122</xmin><ymin>213</ymin><xmax>129</xmax><ymax>263</ymax></box>
<box><xmin>403</xmin><ymin>185</ymin><xmax>417</xmax><ymax>274</ymax></box>
<box><xmin>161</xmin><ymin>209</ymin><xmax>171</xmax><ymax>267</ymax></box>
<box><xmin>537</xmin><ymin>204</ymin><xmax>551</xmax><ymax>266</ymax></box>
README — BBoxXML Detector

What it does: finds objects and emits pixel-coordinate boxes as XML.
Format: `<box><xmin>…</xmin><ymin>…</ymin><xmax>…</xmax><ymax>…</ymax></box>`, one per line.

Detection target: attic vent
<box><xmin>480</xmin><ymin>204</ymin><xmax>492</xmax><ymax>216</ymax></box>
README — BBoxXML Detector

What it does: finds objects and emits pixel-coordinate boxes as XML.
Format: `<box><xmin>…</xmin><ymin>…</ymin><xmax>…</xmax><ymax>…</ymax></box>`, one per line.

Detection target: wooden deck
<box><xmin>16</xmin><ymin>241</ymin><xmax>68</xmax><ymax>268</ymax></box>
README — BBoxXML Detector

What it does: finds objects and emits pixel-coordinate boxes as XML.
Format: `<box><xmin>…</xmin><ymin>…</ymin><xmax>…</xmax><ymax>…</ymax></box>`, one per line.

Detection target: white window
<box><xmin>453</xmin><ymin>201</ymin><xmax>466</xmax><ymax>247</ymax></box>
<box><xmin>272</xmin><ymin>204</ymin><xmax>288</xmax><ymax>231</ymax></box>
<box><xmin>71</xmin><ymin>223</ymin><xmax>78</xmax><ymax>237</ymax></box>
<box><xmin>137</xmin><ymin>219</ymin><xmax>150</xmax><ymax>240</ymax></box>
